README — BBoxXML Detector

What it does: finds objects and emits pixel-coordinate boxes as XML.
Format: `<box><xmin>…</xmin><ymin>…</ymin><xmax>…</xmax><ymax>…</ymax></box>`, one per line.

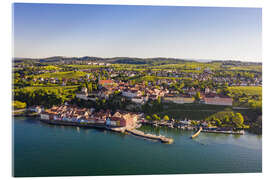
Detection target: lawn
<box><xmin>22</xmin><ymin>85</ymin><xmax>79</xmax><ymax>93</ymax></box>
<box><xmin>156</xmin><ymin>103</ymin><xmax>232</xmax><ymax>120</ymax></box>
<box><xmin>35</xmin><ymin>71</ymin><xmax>88</xmax><ymax>79</ymax></box>
<box><xmin>229</xmin><ymin>86</ymin><xmax>262</xmax><ymax>96</ymax></box>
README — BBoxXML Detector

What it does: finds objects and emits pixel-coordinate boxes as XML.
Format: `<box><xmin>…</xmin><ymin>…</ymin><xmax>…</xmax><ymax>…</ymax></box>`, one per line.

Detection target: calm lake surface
<box><xmin>13</xmin><ymin>117</ymin><xmax>262</xmax><ymax>177</ymax></box>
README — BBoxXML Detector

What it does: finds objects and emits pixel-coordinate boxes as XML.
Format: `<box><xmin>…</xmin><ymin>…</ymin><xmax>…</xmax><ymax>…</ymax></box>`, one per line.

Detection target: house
<box><xmin>131</xmin><ymin>97</ymin><xmax>145</xmax><ymax>104</ymax></box>
<box><xmin>163</xmin><ymin>95</ymin><xmax>194</xmax><ymax>104</ymax></box>
<box><xmin>203</xmin><ymin>95</ymin><xmax>233</xmax><ymax>106</ymax></box>
<box><xmin>99</xmin><ymin>80</ymin><xmax>114</xmax><ymax>87</ymax></box>
<box><xmin>122</xmin><ymin>90</ymin><xmax>141</xmax><ymax>98</ymax></box>
<box><xmin>40</xmin><ymin>113</ymin><xmax>50</xmax><ymax>120</ymax></box>
<box><xmin>76</xmin><ymin>87</ymin><xmax>89</xmax><ymax>100</ymax></box>
<box><xmin>180</xmin><ymin>120</ymin><xmax>191</xmax><ymax>125</ymax></box>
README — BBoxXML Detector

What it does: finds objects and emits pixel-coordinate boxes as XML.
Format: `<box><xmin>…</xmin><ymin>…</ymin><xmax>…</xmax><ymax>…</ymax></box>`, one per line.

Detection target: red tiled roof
<box><xmin>99</xmin><ymin>80</ymin><xmax>113</xmax><ymax>84</ymax></box>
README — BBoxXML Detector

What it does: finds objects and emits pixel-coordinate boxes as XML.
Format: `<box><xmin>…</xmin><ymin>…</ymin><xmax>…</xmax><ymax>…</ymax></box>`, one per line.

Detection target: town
<box><xmin>13</xmin><ymin>57</ymin><xmax>262</xmax><ymax>138</ymax></box>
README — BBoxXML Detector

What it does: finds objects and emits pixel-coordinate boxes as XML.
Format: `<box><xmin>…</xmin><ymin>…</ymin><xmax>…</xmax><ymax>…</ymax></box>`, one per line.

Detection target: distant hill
<box><xmin>13</xmin><ymin>56</ymin><xmax>262</xmax><ymax>65</ymax></box>
<box><xmin>13</xmin><ymin>56</ymin><xmax>194</xmax><ymax>65</ymax></box>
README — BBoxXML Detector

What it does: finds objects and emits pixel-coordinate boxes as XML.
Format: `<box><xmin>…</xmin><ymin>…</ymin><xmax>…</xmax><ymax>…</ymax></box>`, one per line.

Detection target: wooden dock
<box><xmin>191</xmin><ymin>127</ymin><xmax>203</xmax><ymax>139</ymax></box>
<box><xmin>126</xmin><ymin>129</ymin><xmax>174</xmax><ymax>144</ymax></box>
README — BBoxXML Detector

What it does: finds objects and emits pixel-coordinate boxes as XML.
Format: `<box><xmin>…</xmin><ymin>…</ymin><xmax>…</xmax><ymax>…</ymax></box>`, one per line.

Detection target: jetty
<box><xmin>191</xmin><ymin>127</ymin><xmax>203</xmax><ymax>139</ymax></box>
<box><xmin>201</xmin><ymin>129</ymin><xmax>244</xmax><ymax>135</ymax></box>
<box><xmin>126</xmin><ymin>129</ymin><xmax>174</xmax><ymax>144</ymax></box>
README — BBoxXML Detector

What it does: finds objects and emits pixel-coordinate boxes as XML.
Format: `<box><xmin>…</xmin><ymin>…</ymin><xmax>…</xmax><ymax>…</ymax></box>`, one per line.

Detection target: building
<box><xmin>122</xmin><ymin>90</ymin><xmax>141</xmax><ymax>98</ymax></box>
<box><xmin>163</xmin><ymin>95</ymin><xmax>194</xmax><ymax>104</ymax></box>
<box><xmin>203</xmin><ymin>95</ymin><xmax>233</xmax><ymax>106</ymax></box>
<box><xmin>98</xmin><ymin>80</ymin><xmax>114</xmax><ymax>87</ymax></box>
<box><xmin>76</xmin><ymin>87</ymin><xmax>89</xmax><ymax>100</ymax></box>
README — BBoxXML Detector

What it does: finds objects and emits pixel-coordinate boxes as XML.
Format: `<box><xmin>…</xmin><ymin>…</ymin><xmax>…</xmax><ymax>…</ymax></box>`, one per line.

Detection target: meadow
<box><xmin>229</xmin><ymin>86</ymin><xmax>262</xmax><ymax>96</ymax></box>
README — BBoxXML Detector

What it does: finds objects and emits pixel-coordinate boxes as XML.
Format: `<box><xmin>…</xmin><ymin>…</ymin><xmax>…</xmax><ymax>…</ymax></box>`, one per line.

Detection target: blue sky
<box><xmin>13</xmin><ymin>3</ymin><xmax>262</xmax><ymax>61</ymax></box>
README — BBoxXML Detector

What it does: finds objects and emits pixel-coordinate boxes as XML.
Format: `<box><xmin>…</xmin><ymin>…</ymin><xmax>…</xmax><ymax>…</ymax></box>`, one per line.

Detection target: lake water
<box><xmin>13</xmin><ymin>117</ymin><xmax>262</xmax><ymax>177</ymax></box>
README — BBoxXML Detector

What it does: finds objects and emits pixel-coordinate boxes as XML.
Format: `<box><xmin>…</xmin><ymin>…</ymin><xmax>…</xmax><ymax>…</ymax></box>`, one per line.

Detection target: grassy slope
<box><xmin>229</xmin><ymin>86</ymin><xmax>262</xmax><ymax>96</ymax></box>
<box><xmin>35</xmin><ymin>71</ymin><xmax>87</xmax><ymax>79</ymax></box>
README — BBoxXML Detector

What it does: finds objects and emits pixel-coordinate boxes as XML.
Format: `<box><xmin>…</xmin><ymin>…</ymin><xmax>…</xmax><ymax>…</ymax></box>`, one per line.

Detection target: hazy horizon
<box><xmin>13</xmin><ymin>3</ymin><xmax>262</xmax><ymax>62</ymax></box>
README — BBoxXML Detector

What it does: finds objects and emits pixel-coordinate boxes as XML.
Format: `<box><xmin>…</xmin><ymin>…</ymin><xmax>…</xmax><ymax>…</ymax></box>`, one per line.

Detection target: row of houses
<box><xmin>40</xmin><ymin>106</ymin><xmax>139</xmax><ymax>128</ymax></box>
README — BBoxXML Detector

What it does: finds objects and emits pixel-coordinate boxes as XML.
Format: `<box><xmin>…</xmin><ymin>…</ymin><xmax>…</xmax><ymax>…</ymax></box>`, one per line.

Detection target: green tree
<box><xmin>152</xmin><ymin>114</ymin><xmax>160</xmax><ymax>121</ymax></box>
<box><xmin>233</xmin><ymin>113</ymin><xmax>244</xmax><ymax>128</ymax></box>
<box><xmin>194</xmin><ymin>91</ymin><xmax>201</xmax><ymax>102</ymax></box>
<box><xmin>163</xmin><ymin>115</ymin><xmax>170</xmax><ymax>121</ymax></box>
<box><xmin>87</xmin><ymin>82</ymin><xmax>93</xmax><ymax>93</ymax></box>
<box><xmin>146</xmin><ymin>115</ymin><xmax>152</xmax><ymax>121</ymax></box>
<box><xmin>215</xmin><ymin>118</ymin><xmax>222</xmax><ymax>126</ymax></box>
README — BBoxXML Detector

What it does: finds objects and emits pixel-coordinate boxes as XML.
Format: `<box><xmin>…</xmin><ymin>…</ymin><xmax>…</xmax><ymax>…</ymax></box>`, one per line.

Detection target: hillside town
<box><xmin>75</xmin><ymin>79</ymin><xmax>234</xmax><ymax>106</ymax></box>
<box><xmin>13</xmin><ymin>59</ymin><xmax>262</xmax><ymax>135</ymax></box>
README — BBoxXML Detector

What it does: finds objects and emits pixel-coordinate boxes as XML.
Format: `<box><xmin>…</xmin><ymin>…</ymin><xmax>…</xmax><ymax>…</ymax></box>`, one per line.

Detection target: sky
<box><xmin>13</xmin><ymin>3</ymin><xmax>262</xmax><ymax>61</ymax></box>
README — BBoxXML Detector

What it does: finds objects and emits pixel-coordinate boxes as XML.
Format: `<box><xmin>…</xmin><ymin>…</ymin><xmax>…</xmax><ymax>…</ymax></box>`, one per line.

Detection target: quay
<box><xmin>126</xmin><ymin>129</ymin><xmax>174</xmax><ymax>144</ymax></box>
<box><xmin>41</xmin><ymin>119</ymin><xmax>174</xmax><ymax>144</ymax></box>
<box><xmin>41</xmin><ymin>119</ymin><xmax>125</xmax><ymax>133</ymax></box>
<box><xmin>40</xmin><ymin>119</ymin><xmax>107</xmax><ymax>129</ymax></box>
<box><xmin>191</xmin><ymin>127</ymin><xmax>203</xmax><ymax>139</ymax></box>
<box><xmin>201</xmin><ymin>129</ymin><xmax>245</xmax><ymax>135</ymax></box>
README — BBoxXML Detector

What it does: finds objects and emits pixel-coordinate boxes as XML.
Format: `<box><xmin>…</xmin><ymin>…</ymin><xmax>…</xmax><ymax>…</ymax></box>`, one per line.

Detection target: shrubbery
<box><xmin>205</xmin><ymin>111</ymin><xmax>247</xmax><ymax>129</ymax></box>
<box><xmin>13</xmin><ymin>101</ymin><xmax>26</xmax><ymax>109</ymax></box>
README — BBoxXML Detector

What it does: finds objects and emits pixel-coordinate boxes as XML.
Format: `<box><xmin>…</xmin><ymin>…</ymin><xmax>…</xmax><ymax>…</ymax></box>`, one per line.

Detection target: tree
<box><xmin>224</xmin><ymin>115</ymin><xmax>230</xmax><ymax>124</ymax></box>
<box><xmin>157</xmin><ymin>96</ymin><xmax>161</xmax><ymax>104</ymax></box>
<box><xmin>163</xmin><ymin>115</ymin><xmax>169</xmax><ymax>121</ymax></box>
<box><xmin>87</xmin><ymin>82</ymin><xmax>93</xmax><ymax>93</ymax></box>
<box><xmin>152</xmin><ymin>114</ymin><xmax>160</xmax><ymax>121</ymax></box>
<box><xmin>215</xmin><ymin>118</ymin><xmax>222</xmax><ymax>126</ymax></box>
<box><xmin>194</xmin><ymin>91</ymin><xmax>201</xmax><ymax>102</ymax></box>
<box><xmin>146</xmin><ymin>115</ymin><xmax>152</xmax><ymax>121</ymax></box>
<box><xmin>233</xmin><ymin>113</ymin><xmax>244</xmax><ymax>128</ymax></box>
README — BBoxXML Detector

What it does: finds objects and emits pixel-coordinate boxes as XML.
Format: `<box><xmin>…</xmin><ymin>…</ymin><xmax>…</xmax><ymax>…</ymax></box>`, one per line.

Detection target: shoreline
<box><xmin>14</xmin><ymin>115</ymin><xmax>259</xmax><ymax>136</ymax></box>
<box><xmin>39</xmin><ymin>119</ymin><xmax>173</xmax><ymax>144</ymax></box>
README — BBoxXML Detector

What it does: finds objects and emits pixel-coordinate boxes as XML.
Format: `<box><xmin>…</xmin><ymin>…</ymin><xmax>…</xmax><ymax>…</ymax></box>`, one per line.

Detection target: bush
<box><xmin>13</xmin><ymin>101</ymin><xmax>26</xmax><ymax>109</ymax></box>
<box><xmin>163</xmin><ymin>115</ymin><xmax>170</xmax><ymax>121</ymax></box>
<box><xmin>152</xmin><ymin>114</ymin><xmax>160</xmax><ymax>121</ymax></box>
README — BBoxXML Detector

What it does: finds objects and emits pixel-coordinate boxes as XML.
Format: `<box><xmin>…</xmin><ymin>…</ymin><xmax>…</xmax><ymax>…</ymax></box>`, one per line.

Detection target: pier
<box><xmin>191</xmin><ymin>127</ymin><xmax>203</xmax><ymax>139</ymax></box>
<box><xmin>126</xmin><ymin>129</ymin><xmax>174</xmax><ymax>144</ymax></box>
<box><xmin>201</xmin><ymin>129</ymin><xmax>244</xmax><ymax>135</ymax></box>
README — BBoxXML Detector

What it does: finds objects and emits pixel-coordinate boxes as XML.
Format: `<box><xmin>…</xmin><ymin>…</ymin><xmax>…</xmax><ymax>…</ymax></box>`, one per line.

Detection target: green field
<box><xmin>156</xmin><ymin>103</ymin><xmax>232</xmax><ymax>120</ymax></box>
<box><xmin>22</xmin><ymin>85</ymin><xmax>79</xmax><ymax>92</ymax></box>
<box><xmin>40</xmin><ymin>65</ymin><xmax>61</xmax><ymax>71</ymax></box>
<box><xmin>35</xmin><ymin>71</ymin><xmax>87</xmax><ymax>79</ymax></box>
<box><xmin>226</xmin><ymin>65</ymin><xmax>262</xmax><ymax>72</ymax></box>
<box><xmin>229</xmin><ymin>86</ymin><xmax>262</xmax><ymax>96</ymax></box>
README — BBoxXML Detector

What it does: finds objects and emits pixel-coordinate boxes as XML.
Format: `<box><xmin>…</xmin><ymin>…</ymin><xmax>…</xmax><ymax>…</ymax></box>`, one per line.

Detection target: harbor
<box><xmin>15</xmin><ymin>105</ymin><xmax>247</xmax><ymax>145</ymax></box>
<box><xmin>40</xmin><ymin>119</ymin><xmax>174</xmax><ymax>144</ymax></box>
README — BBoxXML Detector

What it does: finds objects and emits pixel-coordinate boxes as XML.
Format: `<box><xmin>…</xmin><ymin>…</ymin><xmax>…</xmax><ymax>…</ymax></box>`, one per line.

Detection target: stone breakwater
<box><xmin>126</xmin><ymin>129</ymin><xmax>174</xmax><ymax>144</ymax></box>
